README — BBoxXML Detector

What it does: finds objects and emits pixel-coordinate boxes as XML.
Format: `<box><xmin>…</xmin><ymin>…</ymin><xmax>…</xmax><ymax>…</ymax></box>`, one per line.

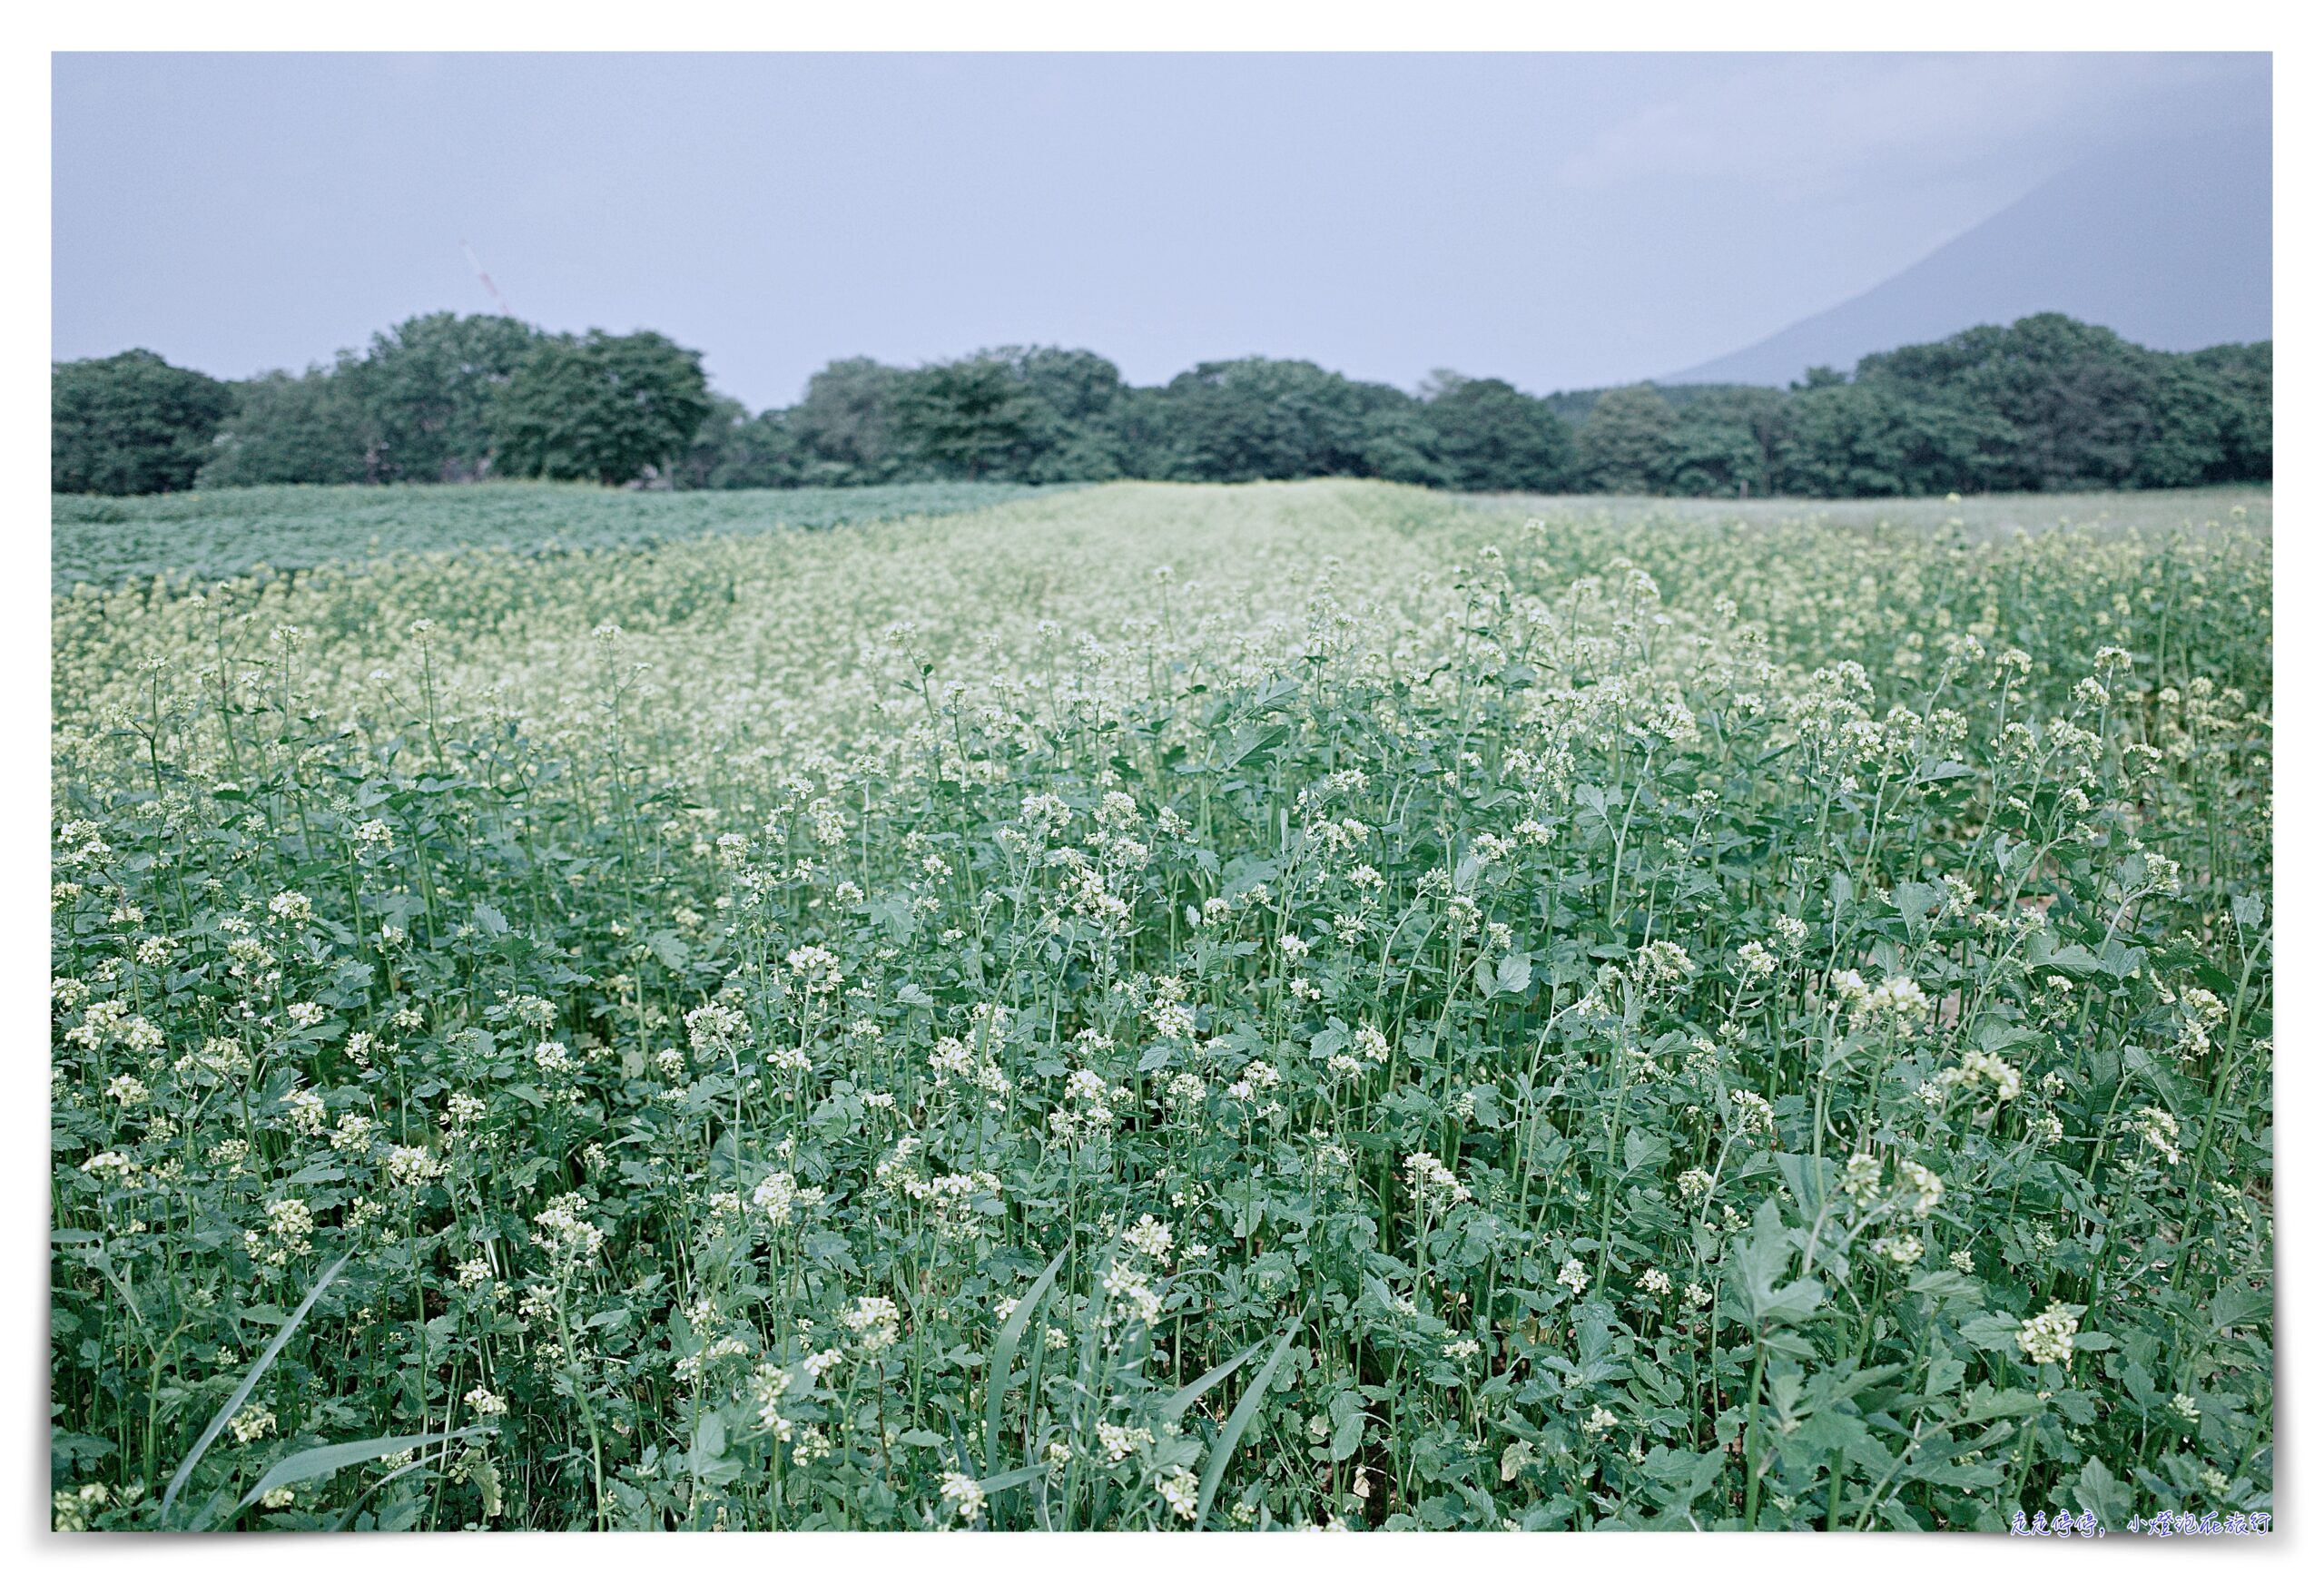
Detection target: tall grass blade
<box><xmin>1160</xmin><ymin>1335</ymin><xmax>1265</xmax><ymax>1424</ymax></box>
<box><xmin>331</xmin><ymin>1444</ymin><xmax>464</xmax><ymax>1531</ymax></box>
<box><xmin>1193</xmin><ymin>1323</ymin><xmax>1296</xmax><ymax>1530</ymax></box>
<box><xmin>982</xmin><ymin>1244</ymin><xmax>1068</xmax><ymax>1474</ymax></box>
<box><xmin>160</xmin><ymin>1250</ymin><xmax>350</xmax><ymax>1522</ymax></box>
<box><xmin>236</xmin><ymin>1428</ymin><xmax>491</xmax><ymax>1518</ymax></box>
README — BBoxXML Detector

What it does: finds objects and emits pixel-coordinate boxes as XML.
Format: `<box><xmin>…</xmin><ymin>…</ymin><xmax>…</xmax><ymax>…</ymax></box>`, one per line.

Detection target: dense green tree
<box><xmin>54</xmin><ymin>309</ymin><xmax>2272</xmax><ymax>499</ymax></box>
<box><xmin>1009</xmin><ymin>346</ymin><xmax>1125</xmax><ymax>431</ymax></box>
<box><xmin>1155</xmin><ymin>358</ymin><xmax>1401</xmax><ymax>482</ymax></box>
<box><xmin>1769</xmin><ymin>384</ymin><xmax>1922</xmax><ymax>497</ymax></box>
<box><xmin>356</xmin><ymin>312</ymin><xmax>537</xmax><ymax>481</ymax></box>
<box><xmin>489</xmin><ymin>329</ymin><xmax>713</xmax><ymax>487</ymax></box>
<box><xmin>1769</xmin><ymin>384</ymin><xmax>2017</xmax><ymax>497</ymax></box>
<box><xmin>200</xmin><ymin>364</ymin><xmax>374</xmax><ymax>487</ymax></box>
<box><xmin>895</xmin><ymin>355</ymin><xmax>1045</xmax><ymax>480</ymax></box>
<box><xmin>2181</xmin><ymin>341</ymin><xmax>2272</xmax><ymax>483</ymax></box>
<box><xmin>2131</xmin><ymin>359</ymin><xmax>2238</xmax><ymax>489</ymax></box>
<box><xmin>1001</xmin><ymin>347</ymin><xmax>1128</xmax><ymax>481</ymax></box>
<box><xmin>1857</xmin><ymin>314</ymin><xmax>2158</xmax><ymax>491</ymax></box>
<box><xmin>1106</xmin><ymin>386</ymin><xmax>1186</xmax><ymax>481</ymax></box>
<box><xmin>674</xmin><ymin>397</ymin><xmax>808</xmax><ymax>490</ymax></box>
<box><xmin>1358</xmin><ymin>403</ymin><xmax>1449</xmax><ymax>487</ymax></box>
<box><xmin>1664</xmin><ymin>388</ymin><xmax>1787</xmax><ymax>497</ymax></box>
<box><xmin>788</xmin><ymin>358</ymin><xmax>915</xmax><ymax>485</ymax></box>
<box><xmin>1418</xmin><ymin>374</ymin><xmax>1572</xmax><ymax>492</ymax></box>
<box><xmin>52</xmin><ymin>349</ymin><xmax>234</xmax><ymax>496</ymax></box>
<box><xmin>1575</xmin><ymin>385</ymin><xmax>1679</xmax><ymax>493</ymax></box>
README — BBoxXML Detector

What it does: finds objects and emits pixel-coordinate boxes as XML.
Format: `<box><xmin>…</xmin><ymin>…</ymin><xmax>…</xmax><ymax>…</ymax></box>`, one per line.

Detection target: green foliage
<box><xmin>59</xmin><ymin>314</ymin><xmax>2270</xmax><ymax>499</ymax></box>
<box><xmin>353</xmin><ymin>314</ymin><xmax>538</xmax><ymax>484</ymax></box>
<box><xmin>1418</xmin><ymin>374</ymin><xmax>1574</xmax><ymax>493</ymax></box>
<box><xmin>134</xmin><ymin>316</ymin><xmax>537</xmax><ymax>493</ymax></box>
<box><xmin>1853</xmin><ymin>314</ymin><xmax>2272</xmax><ymax>492</ymax></box>
<box><xmin>53</xmin><ymin>349</ymin><xmax>234</xmax><ymax>497</ymax></box>
<box><xmin>202</xmin><ymin>365</ymin><xmax>376</xmax><ymax>488</ymax></box>
<box><xmin>489</xmin><ymin>329</ymin><xmax>714</xmax><ymax>487</ymax></box>
<box><xmin>1663</xmin><ymin>388</ymin><xmax>1787</xmax><ymax>497</ymax></box>
<box><xmin>49</xmin><ymin>481</ymin><xmax>1066</xmax><ymax>591</ymax></box>
<box><xmin>895</xmin><ymin>356</ymin><xmax>1046</xmax><ymax>480</ymax></box>
<box><xmin>50</xmin><ymin>481</ymin><xmax>2271</xmax><ymax>1529</ymax></box>
<box><xmin>785</xmin><ymin>358</ymin><xmax>915</xmax><ymax>485</ymax></box>
<box><xmin>1768</xmin><ymin>384</ymin><xmax>2015</xmax><ymax>499</ymax></box>
<box><xmin>1576</xmin><ymin>384</ymin><xmax>1678</xmax><ymax>492</ymax></box>
<box><xmin>891</xmin><ymin>347</ymin><xmax>1133</xmax><ymax>485</ymax></box>
<box><xmin>1150</xmin><ymin>358</ymin><xmax>1407</xmax><ymax>482</ymax></box>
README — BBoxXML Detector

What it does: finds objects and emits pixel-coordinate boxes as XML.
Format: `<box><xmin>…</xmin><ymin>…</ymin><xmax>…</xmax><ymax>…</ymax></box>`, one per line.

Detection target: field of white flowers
<box><xmin>50</xmin><ymin>480</ymin><xmax>2272</xmax><ymax>1531</ymax></box>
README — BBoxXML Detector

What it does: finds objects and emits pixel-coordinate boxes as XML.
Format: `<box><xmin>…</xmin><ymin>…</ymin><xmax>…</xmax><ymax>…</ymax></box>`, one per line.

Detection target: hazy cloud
<box><xmin>1554</xmin><ymin>54</ymin><xmax>2262</xmax><ymax>197</ymax></box>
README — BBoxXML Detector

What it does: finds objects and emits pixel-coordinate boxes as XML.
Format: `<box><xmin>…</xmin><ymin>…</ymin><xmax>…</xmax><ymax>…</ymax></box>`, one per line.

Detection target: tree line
<box><xmin>54</xmin><ymin>310</ymin><xmax>2270</xmax><ymax>498</ymax></box>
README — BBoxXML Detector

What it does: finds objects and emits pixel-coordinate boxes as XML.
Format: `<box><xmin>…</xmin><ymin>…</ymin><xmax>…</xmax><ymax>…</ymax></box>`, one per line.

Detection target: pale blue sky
<box><xmin>52</xmin><ymin>52</ymin><xmax>2270</xmax><ymax>408</ymax></box>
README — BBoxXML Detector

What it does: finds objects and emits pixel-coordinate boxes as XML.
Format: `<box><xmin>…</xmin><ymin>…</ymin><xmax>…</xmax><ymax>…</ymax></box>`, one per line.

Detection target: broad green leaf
<box><xmin>2073</xmin><ymin>1456</ymin><xmax>2132</xmax><ymax>1526</ymax></box>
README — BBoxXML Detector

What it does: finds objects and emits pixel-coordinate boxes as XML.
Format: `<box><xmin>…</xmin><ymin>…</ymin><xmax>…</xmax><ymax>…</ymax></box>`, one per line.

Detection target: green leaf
<box><xmin>1957</xmin><ymin>1384</ymin><xmax>2043</xmax><ymax>1423</ymax></box>
<box><xmin>2028</xmin><ymin>938</ymin><xmax>2101</xmax><ymax>973</ymax></box>
<box><xmin>646</xmin><ymin>929</ymin><xmax>690</xmax><ymax>970</ymax></box>
<box><xmin>330</xmin><ymin>1445</ymin><xmax>461</xmax><ymax>1531</ymax></box>
<box><xmin>1729</xmin><ymin>1201</ymin><xmax>1823</xmax><ymax>1330</ymax></box>
<box><xmin>2073</xmin><ymin>1456</ymin><xmax>2132</xmax><ymax>1526</ymax></box>
<box><xmin>2209</xmin><ymin>1285</ymin><xmax>2270</xmax><ymax>1334</ymax></box>
<box><xmin>1906</xmin><ymin>1456</ymin><xmax>2002</xmax><ymax>1490</ymax></box>
<box><xmin>1216</xmin><ymin>723</ymin><xmax>1286</xmax><ymax>772</ymax></box>
<box><xmin>1905</xmin><ymin>1266</ymin><xmax>1984</xmax><ymax>1312</ymax></box>
<box><xmin>1495</xmin><ymin>953</ymin><xmax>1532</xmax><ymax>996</ymax></box>
<box><xmin>1776</xmin><ymin>1151</ymin><xmax>1837</xmax><ymax>1220</ymax></box>
<box><xmin>1624</xmin><ymin>1129</ymin><xmax>1671</xmax><ymax>1177</ymax></box>
<box><xmin>976</xmin><ymin>1463</ymin><xmax>1049</xmax><ymax>1495</ymax></box>
<box><xmin>1957</xmin><ymin>1312</ymin><xmax>2024</xmax><ymax>1352</ymax></box>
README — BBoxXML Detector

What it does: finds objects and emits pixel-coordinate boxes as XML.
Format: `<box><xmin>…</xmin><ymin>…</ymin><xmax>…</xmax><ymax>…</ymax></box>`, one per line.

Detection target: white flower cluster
<box><xmin>1097</xmin><ymin>1422</ymin><xmax>1155</xmax><ymax>1463</ymax></box>
<box><xmin>752</xmin><ymin>1169</ymin><xmax>826</xmax><ymax>1226</ymax></box>
<box><xmin>2129</xmin><ymin>1106</ymin><xmax>2182</xmax><ymax>1165</ymax></box>
<box><xmin>1932</xmin><ymin>1048</ymin><xmax>2023</xmax><ymax>1105</ymax></box>
<box><xmin>1403</xmin><ymin>1151</ymin><xmax>1472</xmax><ymax>1209</ymax></box>
<box><xmin>1728</xmin><ymin>1088</ymin><xmax>1776</xmax><ymax>1136</ymax></box>
<box><xmin>386</xmin><ymin>1145</ymin><xmax>442</xmax><ymax>1187</ymax></box>
<box><xmin>842</xmin><ymin>1293</ymin><xmax>901</xmax><ymax>1353</ymax></box>
<box><xmin>243</xmin><ymin>1198</ymin><xmax>316</xmax><ymax>1267</ymax></box>
<box><xmin>2017</xmin><ymin>1302</ymin><xmax>2081</xmax><ymax>1365</ymax></box>
<box><xmin>531</xmin><ymin>1194</ymin><xmax>606</xmax><ymax>1264</ymax></box>
<box><xmin>940</xmin><ymin>1470</ymin><xmax>986</xmax><ymax>1524</ymax></box>
<box><xmin>1897</xmin><ymin>1160</ymin><xmax>1945</xmax><ymax>1216</ymax></box>
<box><xmin>1835</xmin><ymin>971</ymin><xmax>1932</xmax><ymax>1030</ymax></box>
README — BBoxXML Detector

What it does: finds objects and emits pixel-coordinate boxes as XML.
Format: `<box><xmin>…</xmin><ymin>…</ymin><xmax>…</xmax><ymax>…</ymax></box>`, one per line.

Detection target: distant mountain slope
<box><xmin>1666</xmin><ymin>121</ymin><xmax>2271</xmax><ymax>388</ymax></box>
